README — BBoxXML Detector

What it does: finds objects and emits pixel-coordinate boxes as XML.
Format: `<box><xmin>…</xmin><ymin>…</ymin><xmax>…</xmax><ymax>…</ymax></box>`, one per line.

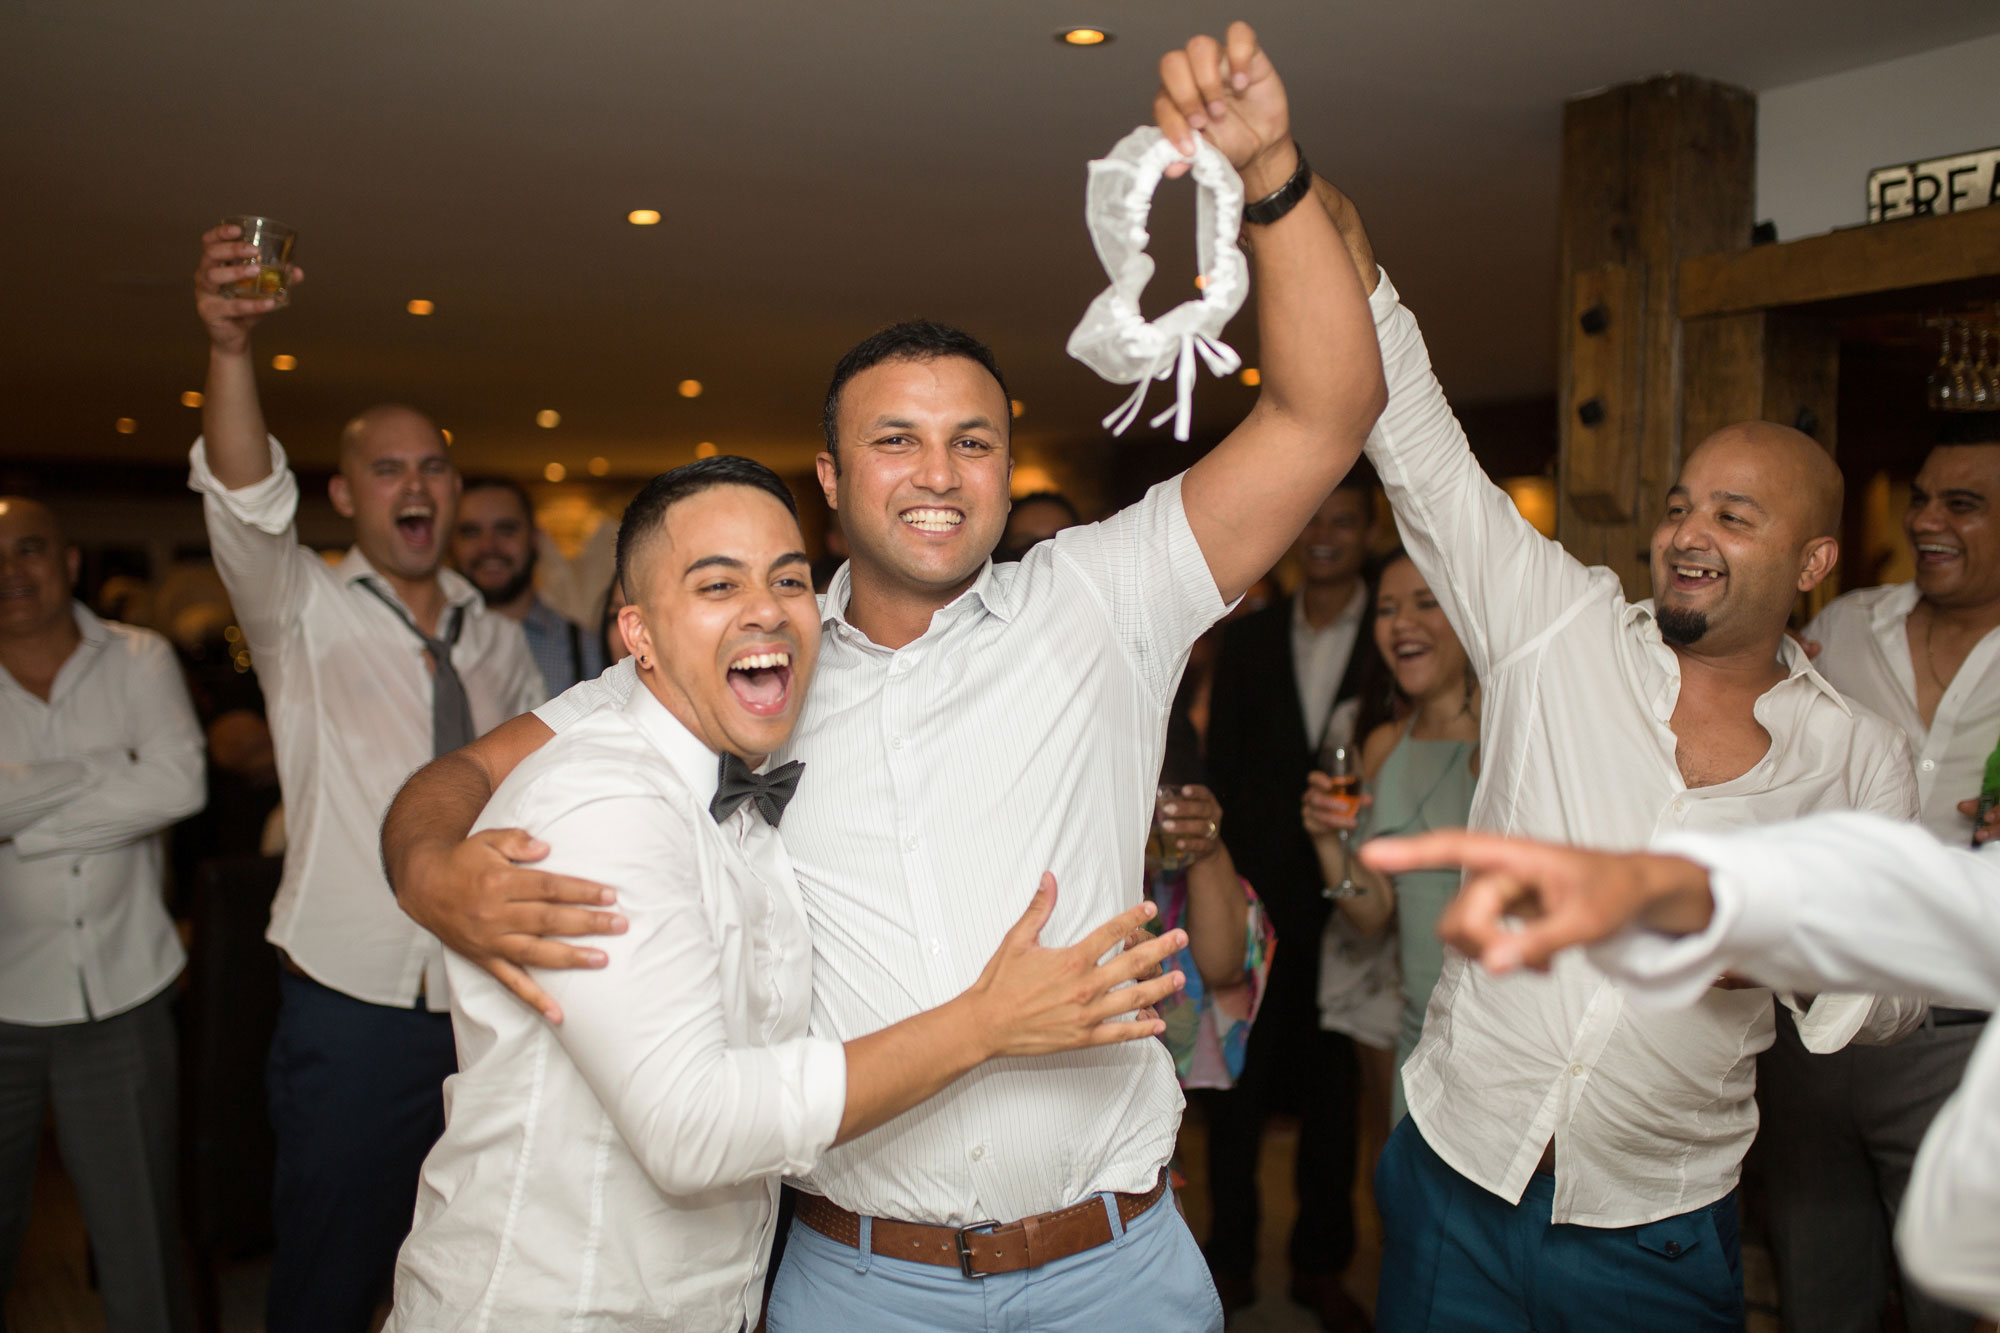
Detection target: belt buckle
<box><xmin>954</xmin><ymin>1219</ymin><xmax>1001</xmax><ymax>1278</ymax></box>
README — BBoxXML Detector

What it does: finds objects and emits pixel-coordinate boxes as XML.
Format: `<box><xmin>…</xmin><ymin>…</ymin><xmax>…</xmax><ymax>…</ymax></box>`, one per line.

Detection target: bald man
<box><xmin>1305</xmin><ymin>189</ymin><xmax>1923</xmax><ymax>1331</ymax></box>
<box><xmin>189</xmin><ymin>226</ymin><xmax>545</xmax><ymax>1333</ymax></box>
<box><xmin>0</xmin><ymin>497</ymin><xmax>203</xmax><ymax>1331</ymax></box>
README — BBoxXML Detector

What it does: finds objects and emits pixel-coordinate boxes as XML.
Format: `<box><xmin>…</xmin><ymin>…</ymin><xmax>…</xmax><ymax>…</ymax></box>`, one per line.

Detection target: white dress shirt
<box><xmin>1808</xmin><ymin>581</ymin><xmax>2000</xmax><ymax>844</ymax></box>
<box><xmin>1600</xmin><ymin>813</ymin><xmax>2000</xmax><ymax>1318</ymax></box>
<box><xmin>391</xmin><ymin>684</ymin><xmax>845</xmax><ymax>1333</ymax></box>
<box><xmin>0</xmin><ymin>606</ymin><xmax>204</xmax><ymax>1025</ymax></box>
<box><xmin>189</xmin><ymin>437</ymin><xmax>547</xmax><ymax>1010</ymax></box>
<box><xmin>1292</xmin><ymin>583</ymin><xmax>1368</xmax><ymax>749</ymax></box>
<box><xmin>538</xmin><ymin>475</ymin><xmax>1224</xmax><ymax>1225</ymax></box>
<box><xmin>1364</xmin><ymin>269</ymin><xmax>1926</xmax><ymax>1227</ymax></box>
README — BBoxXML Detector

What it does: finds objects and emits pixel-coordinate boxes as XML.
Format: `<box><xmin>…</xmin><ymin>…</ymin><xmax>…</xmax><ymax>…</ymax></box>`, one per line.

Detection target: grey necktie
<box><xmin>358</xmin><ymin>580</ymin><xmax>477</xmax><ymax>757</ymax></box>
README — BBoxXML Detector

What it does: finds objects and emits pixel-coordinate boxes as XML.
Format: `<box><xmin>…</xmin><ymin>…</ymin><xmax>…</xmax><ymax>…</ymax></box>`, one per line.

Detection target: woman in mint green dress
<box><xmin>1303</xmin><ymin>550</ymin><xmax>1479</xmax><ymax>1124</ymax></box>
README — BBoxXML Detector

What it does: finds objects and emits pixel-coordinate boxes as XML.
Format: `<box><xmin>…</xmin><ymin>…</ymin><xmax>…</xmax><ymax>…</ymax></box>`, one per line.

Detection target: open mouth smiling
<box><xmin>395</xmin><ymin>504</ymin><xmax>436</xmax><ymax>547</ymax></box>
<box><xmin>901</xmin><ymin>507</ymin><xmax>963</xmax><ymax>536</ymax></box>
<box><xmin>726</xmin><ymin>648</ymin><xmax>794</xmax><ymax>717</ymax></box>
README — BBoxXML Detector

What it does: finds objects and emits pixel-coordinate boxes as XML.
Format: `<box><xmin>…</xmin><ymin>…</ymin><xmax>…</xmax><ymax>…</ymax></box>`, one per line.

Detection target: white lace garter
<box><xmin>1065</xmin><ymin>125</ymin><xmax>1249</xmax><ymax>441</ymax></box>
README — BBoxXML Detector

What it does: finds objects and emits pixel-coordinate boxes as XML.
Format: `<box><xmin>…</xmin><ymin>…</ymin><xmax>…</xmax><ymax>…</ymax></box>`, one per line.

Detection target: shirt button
<box><xmin>1672</xmin><ymin>799</ymin><xmax>1687</xmax><ymax>815</ymax></box>
<box><xmin>904</xmin><ymin>834</ymin><xmax>919</xmax><ymax>851</ymax></box>
<box><xmin>891</xmin><ymin>736</ymin><xmax>904</xmax><ymax>750</ymax></box>
<box><xmin>73</xmin><ymin>918</ymin><xmax>84</xmax><ymax>929</ymax></box>
<box><xmin>1570</xmin><ymin>1063</ymin><xmax>1585</xmax><ymax>1078</ymax></box>
<box><xmin>1920</xmin><ymin>759</ymin><xmax>1936</xmax><ymax>772</ymax></box>
<box><xmin>1664</xmin><ymin>1240</ymin><xmax>1683</xmax><ymax>1258</ymax></box>
<box><xmin>970</xmin><ymin>1145</ymin><xmax>986</xmax><ymax>1161</ymax></box>
<box><xmin>929</xmin><ymin>939</ymin><xmax>944</xmax><ymax>957</ymax></box>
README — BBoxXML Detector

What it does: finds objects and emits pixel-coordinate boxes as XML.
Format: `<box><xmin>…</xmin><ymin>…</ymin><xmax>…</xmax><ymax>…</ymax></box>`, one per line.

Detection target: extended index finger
<box><xmin>1360</xmin><ymin>829</ymin><xmax>1545</xmax><ymax>880</ymax></box>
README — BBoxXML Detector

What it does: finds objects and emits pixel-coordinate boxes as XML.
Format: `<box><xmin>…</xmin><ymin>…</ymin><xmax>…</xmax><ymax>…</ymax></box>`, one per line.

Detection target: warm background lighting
<box><xmin>180</xmin><ymin>390</ymin><xmax>204</xmax><ymax>408</ymax></box>
<box><xmin>1058</xmin><ymin>27</ymin><xmax>1110</xmax><ymax>45</ymax></box>
<box><xmin>677</xmin><ymin>379</ymin><xmax>702</xmax><ymax>398</ymax></box>
<box><xmin>694</xmin><ymin>441</ymin><xmax>718</xmax><ymax>458</ymax></box>
<box><xmin>535</xmin><ymin>409</ymin><xmax>561</xmax><ymax>429</ymax></box>
<box><xmin>1194</xmin><ymin>274</ymin><xmax>1208</xmax><ymax>290</ymax></box>
<box><xmin>587</xmin><ymin>456</ymin><xmax>610</xmax><ymax>476</ymax></box>
<box><xmin>1010</xmin><ymin>399</ymin><xmax>1026</xmax><ymax>419</ymax></box>
<box><xmin>406</xmin><ymin>299</ymin><xmax>434</xmax><ymax>315</ymax></box>
<box><xmin>114</xmin><ymin>417</ymin><xmax>137</xmax><ymax>434</ymax></box>
<box><xmin>627</xmin><ymin>209</ymin><xmax>661</xmax><ymax>225</ymax></box>
<box><xmin>544</xmin><ymin>462</ymin><xmax>566</xmax><ymax>482</ymax></box>
<box><xmin>271</xmin><ymin>354</ymin><xmax>297</xmax><ymax>371</ymax></box>
<box><xmin>1239</xmin><ymin>367</ymin><xmax>1261</xmax><ymax>387</ymax></box>
<box><xmin>440</xmin><ymin>428</ymin><xmax>454</xmax><ymax>446</ymax></box>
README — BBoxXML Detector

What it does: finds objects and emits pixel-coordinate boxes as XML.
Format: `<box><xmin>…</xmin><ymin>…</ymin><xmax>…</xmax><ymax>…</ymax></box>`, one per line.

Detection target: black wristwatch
<box><xmin>1242</xmin><ymin>143</ymin><xmax>1311</xmax><ymax>227</ymax></box>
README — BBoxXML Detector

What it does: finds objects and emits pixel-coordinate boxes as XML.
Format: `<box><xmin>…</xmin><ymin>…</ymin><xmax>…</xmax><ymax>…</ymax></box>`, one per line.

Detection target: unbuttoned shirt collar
<box><xmin>820</xmin><ymin>557</ymin><xmax>1013</xmax><ymax>653</ymax></box>
<box><xmin>620</xmin><ymin>681</ymin><xmax>723</xmax><ymax>805</ymax></box>
<box><xmin>335</xmin><ymin>546</ymin><xmax>484</xmax><ymax>622</ymax></box>
<box><xmin>1620</xmin><ymin>597</ymin><xmax>1849</xmax><ymax>721</ymax></box>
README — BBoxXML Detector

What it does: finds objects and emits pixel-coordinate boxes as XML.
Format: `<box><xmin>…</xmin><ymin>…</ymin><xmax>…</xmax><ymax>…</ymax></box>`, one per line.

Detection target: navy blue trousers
<box><xmin>1375</xmin><ymin>1117</ymin><xmax>1743</xmax><ymax>1332</ymax></box>
<box><xmin>265</xmin><ymin>969</ymin><xmax>455</xmax><ymax>1333</ymax></box>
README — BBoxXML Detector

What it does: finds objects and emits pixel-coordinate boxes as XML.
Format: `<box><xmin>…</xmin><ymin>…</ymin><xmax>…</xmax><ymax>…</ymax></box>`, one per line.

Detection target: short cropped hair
<box><xmin>1011</xmin><ymin>490</ymin><xmax>1083</xmax><ymax>526</ymax></box>
<box><xmin>820</xmin><ymin>320</ymin><xmax>1011</xmax><ymax>468</ymax></box>
<box><xmin>459</xmin><ymin>475</ymin><xmax>537</xmax><ymax>524</ymax></box>
<box><xmin>615</xmin><ymin>456</ymin><xmax>800</xmax><ymax>594</ymax></box>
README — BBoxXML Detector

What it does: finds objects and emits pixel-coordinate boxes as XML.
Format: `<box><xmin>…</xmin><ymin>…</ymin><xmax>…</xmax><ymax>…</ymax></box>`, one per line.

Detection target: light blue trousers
<box><xmin>766</xmin><ymin>1185</ymin><xmax>1223</xmax><ymax>1333</ymax></box>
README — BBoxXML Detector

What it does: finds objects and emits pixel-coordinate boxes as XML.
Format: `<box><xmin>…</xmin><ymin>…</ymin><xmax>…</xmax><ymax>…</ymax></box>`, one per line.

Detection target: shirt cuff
<box><xmin>187</xmin><ymin>435</ymin><xmax>300</xmax><ymax>535</ymax></box>
<box><xmin>797</xmin><ymin>1037</ymin><xmax>849</xmax><ymax>1161</ymax></box>
<box><xmin>1583</xmin><ymin>831</ymin><xmax>1798</xmax><ymax>1009</ymax></box>
<box><xmin>1368</xmin><ymin>266</ymin><xmax>1400</xmax><ymax>326</ymax></box>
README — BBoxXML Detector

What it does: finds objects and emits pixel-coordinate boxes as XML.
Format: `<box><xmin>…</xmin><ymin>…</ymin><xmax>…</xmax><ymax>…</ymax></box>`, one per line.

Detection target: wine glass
<box><xmin>1321</xmin><ymin>744</ymin><xmax>1363</xmax><ymax>900</ymax></box>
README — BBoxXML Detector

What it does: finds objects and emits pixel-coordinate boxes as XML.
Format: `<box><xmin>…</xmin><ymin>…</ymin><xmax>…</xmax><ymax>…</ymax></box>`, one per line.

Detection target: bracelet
<box><xmin>1242</xmin><ymin>143</ymin><xmax>1311</xmax><ymax>227</ymax></box>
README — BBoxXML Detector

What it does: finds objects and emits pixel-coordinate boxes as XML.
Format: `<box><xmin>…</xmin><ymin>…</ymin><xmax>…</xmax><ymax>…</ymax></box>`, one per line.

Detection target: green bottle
<box><xmin>1975</xmin><ymin>730</ymin><xmax>2000</xmax><ymax>848</ymax></box>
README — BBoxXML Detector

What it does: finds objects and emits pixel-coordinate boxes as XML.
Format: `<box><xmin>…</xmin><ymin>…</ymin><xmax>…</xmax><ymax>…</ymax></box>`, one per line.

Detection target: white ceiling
<box><xmin>5</xmin><ymin>0</ymin><xmax>1997</xmax><ymax>480</ymax></box>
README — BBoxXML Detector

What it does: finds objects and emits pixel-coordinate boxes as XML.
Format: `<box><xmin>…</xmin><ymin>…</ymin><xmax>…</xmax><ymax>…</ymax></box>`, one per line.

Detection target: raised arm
<box><xmin>1154</xmin><ymin>24</ymin><xmax>1386</xmax><ymax>604</ymax></box>
<box><xmin>383</xmin><ymin>710</ymin><xmax>623</xmax><ymax>1023</ymax></box>
<box><xmin>194</xmin><ymin>222</ymin><xmax>295</xmax><ymax>489</ymax></box>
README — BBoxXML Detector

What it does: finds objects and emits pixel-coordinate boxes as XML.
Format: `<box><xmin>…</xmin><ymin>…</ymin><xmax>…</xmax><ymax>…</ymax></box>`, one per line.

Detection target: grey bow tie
<box><xmin>710</xmin><ymin>752</ymin><xmax>805</xmax><ymax>828</ymax></box>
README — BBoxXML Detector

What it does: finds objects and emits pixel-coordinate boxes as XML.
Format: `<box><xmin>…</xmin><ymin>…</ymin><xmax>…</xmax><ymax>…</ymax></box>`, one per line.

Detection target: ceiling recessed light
<box><xmin>536</xmin><ymin>409</ymin><xmax>561</xmax><ymax>429</ymax></box>
<box><xmin>544</xmin><ymin>462</ymin><xmax>567</xmax><ymax>482</ymax></box>
<box><xmin>587</xmin><ymin>456</ymin><xmax>610</xmax><ymax>476</ymax></box>
<box><xmin>406</xmin><ymin>299</ymin><xmax>435</xmax><ymax>315</ymax></box>
<box><xmin>694</xmin><ymin>441</ymin><xmax>718</xmax><ymax>458</ymax></box>
<box><xmin>678</xmin><ymin>379</ymin><xmax>703</xmax><ymax>399</ymax></box>
<box><xmin>1239</xmin><ymin>367</ymin><xmax>1261</xmax><ymax>387</ymax></box>
<box><xmin>627</xmin><ymin>209</ymin><xmax>661</xmax><ymax>226</ymax></box>
<box><xmin>1010</xmin><ymin>399</ymin><xmax>1026</xmax><ymax>419</ymax></box>
<box><xmin>271</xmin><ymin>354</ymin><xmax>297</xmax><ymax>371</ymax></box>
<box><xmin>441</xmin><ymin>428</ymin><xmax>454</xmax><ymax>446</ymax></box>
<box><xmin>1058</xmin><ymin>27</ymin><xmax>1110</xmax><ymax>45</ymax></box>
<box><xmin>114</xmin><ymin>416</ymin><xmax>137</xmax><ymax>434</ymax></box>
<box><xmin>180</xmin><ymin>390</ymin><xmax>204</xmax><ymax>408</ymax></box>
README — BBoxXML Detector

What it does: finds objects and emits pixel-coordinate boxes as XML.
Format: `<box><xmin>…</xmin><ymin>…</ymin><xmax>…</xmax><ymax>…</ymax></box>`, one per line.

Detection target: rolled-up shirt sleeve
<box><xmin>187</xmin><ymin>435</ymin><xmax>312</xmax><ymax>649</ymax></box>
<box><xmin>530</xmin><ymin>792</ymin><xmax>846</xmax><ymax>1195</ymax></box>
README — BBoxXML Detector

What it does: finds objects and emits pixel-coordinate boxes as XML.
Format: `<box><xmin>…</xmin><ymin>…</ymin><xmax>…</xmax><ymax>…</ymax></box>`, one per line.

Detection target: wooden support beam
<box><xmin>1557</xmin><ymin>75</ymin><xmax>1756</xmax><ymax>597</ymax></box>
<box><xmin>1679</xmin><ymin>205</ymin><xmax>2000</xmax><ymax>319</ymax></box>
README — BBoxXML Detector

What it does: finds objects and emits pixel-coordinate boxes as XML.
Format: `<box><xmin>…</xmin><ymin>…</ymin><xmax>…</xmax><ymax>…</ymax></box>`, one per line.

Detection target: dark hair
<box><xmin>1011</xmin><ymin>490</ymin><xmax>1082</xmax><ymax>526</ymax></box>
<box><xmin>459</xmin><ymin>475</ymin><xmax>537</xmax><ymax>524</ymax></box>
<box><xmin>615</xmin><ymin>456</ymin><xmax>800</xmax><ymax>594</ymax></box>
<box><xmin>820</xmin><ymin>320</ymin><xmax>1011</xmax><ymax>470</ymax></box>
<box><xmin>1332</xmin><ymin>459</ymin><xmax>1381</xmax><ymax>522</ymax></box>
<box><xmin>1352</xmin><ymin>547</ymin><xmax>1411</xmax><ymax>744</ymax></box>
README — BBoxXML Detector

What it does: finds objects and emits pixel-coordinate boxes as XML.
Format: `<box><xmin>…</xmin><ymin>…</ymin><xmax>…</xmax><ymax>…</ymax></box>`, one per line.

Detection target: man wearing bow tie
<box><xmin>381</xmin><ymin>22</ymin><xmax>1386</xmax><ymax>1331</ymax></box>
<box><xmin>387</xmin><ymin>457</ymin><xmax>1189</xmax><ymax>1331</ymax></box>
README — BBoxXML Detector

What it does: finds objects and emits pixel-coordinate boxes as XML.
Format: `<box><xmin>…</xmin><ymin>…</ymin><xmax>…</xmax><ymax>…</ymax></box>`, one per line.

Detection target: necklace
<box><xmin>1923</xmin><ymin>602</ymin><xmax>1953</xmax><ymax>693</ymax></box>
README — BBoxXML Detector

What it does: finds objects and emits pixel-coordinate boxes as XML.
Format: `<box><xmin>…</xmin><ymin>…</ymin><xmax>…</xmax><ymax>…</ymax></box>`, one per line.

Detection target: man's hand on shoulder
<box><xmin>397</xmin><ymin>827</ymin><xmax>625</xmax><ymax>1024</ymax></box>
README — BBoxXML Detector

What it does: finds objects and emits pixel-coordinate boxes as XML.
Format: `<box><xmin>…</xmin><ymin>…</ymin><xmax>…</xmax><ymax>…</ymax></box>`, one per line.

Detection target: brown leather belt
<box><xmin>793</xmin><ymin>1174</ymin><xmax>1168</xmax><ymax>1278</ymax></box>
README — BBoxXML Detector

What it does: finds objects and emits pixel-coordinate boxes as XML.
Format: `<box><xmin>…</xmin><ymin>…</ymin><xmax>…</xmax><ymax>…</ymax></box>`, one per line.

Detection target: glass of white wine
<box><xmin>1321</xmin><ymin>744</ymin><xmax>1363</xmax><ymax>900</ymax></box>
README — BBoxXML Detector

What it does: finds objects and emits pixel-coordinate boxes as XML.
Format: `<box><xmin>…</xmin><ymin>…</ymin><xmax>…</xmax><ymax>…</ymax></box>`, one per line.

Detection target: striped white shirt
<box><xmin>537</xmin><ymin>474</ymin><xmax>1225</xmax><ymax>1224</ymax></box>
